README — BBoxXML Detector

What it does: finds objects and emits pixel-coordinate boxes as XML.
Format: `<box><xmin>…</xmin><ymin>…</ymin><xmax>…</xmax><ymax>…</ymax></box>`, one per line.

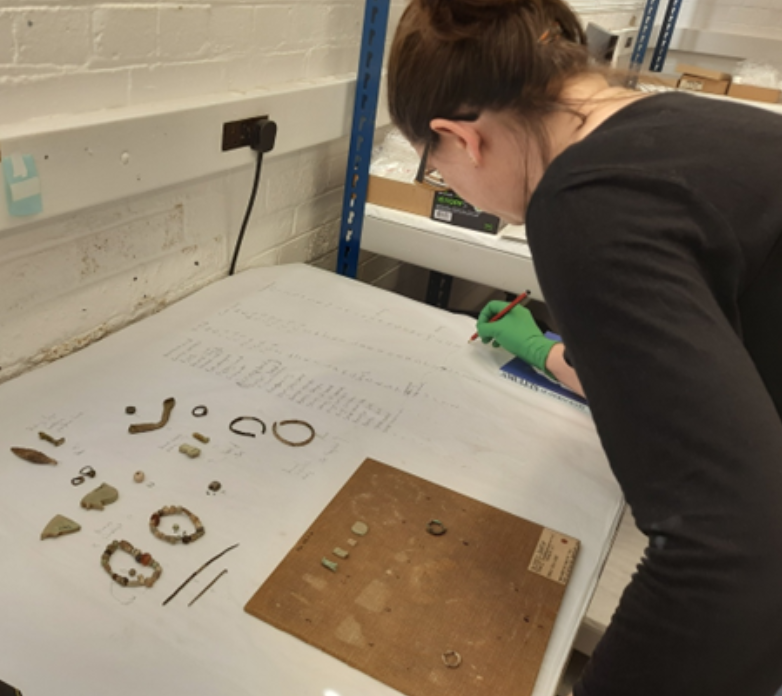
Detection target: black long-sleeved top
<box><xmin>526</xmin><ymin>92</ymin><xmax>782</xmax><ymax>696</ymax></box>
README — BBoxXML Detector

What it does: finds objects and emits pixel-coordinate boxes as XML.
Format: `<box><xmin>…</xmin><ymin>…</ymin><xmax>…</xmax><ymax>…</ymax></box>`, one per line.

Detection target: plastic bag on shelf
<box><xmin>369</xmin><ymin>129</ymin><xmax>420</xmax><ymax>183</ymax></box>
<box><xmin>732</xmin><ymin>60</ymin><xmax>781</xmax><ymax>89</ymax></box>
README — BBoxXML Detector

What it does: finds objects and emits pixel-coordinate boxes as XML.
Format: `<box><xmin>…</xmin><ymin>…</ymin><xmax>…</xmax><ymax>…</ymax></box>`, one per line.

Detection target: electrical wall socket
<box><xmin>221</xmin><ymin>116</ymin><xmax>269</xmax><ymax>151</ymax></box>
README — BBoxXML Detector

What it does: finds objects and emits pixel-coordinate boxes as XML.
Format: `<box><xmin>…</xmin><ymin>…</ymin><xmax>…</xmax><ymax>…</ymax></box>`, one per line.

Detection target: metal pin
<box><xmin>187</xmin><ymin>569</ymin><xmax>228</xmax><ymax>607</ymax></box>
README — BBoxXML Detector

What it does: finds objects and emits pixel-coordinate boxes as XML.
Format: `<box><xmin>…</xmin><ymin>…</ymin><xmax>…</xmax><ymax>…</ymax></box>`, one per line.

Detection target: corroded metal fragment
<box><xmin>39</xmin><ymin>432</ymin><xmax>65</xmax><ymax>447</ymax></box>
<box><xmin>128</xmin><ymin>397</ymin><xmax>176</xmax><ymax>434</ymax></box>
<box><xmin>80</xmin><ymin>483</ymin><xmax>119</xmax><ymax>511</ymax></box>
<box><xmin>40</xmin><ymin>515</ymin><xmax>81</xmax><ymax>540</ymax></box>
<box><xmin>11</xmin><ymin>447</ymin><xmax>58</xmax><ymax>465</ymax></box>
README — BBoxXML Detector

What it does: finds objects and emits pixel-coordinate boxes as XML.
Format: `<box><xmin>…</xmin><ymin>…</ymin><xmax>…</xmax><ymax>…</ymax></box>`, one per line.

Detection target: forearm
<box><xmin>545</xmin><ymin>343</ymin><xmax>585</xmax><ymax>398</ymax></box>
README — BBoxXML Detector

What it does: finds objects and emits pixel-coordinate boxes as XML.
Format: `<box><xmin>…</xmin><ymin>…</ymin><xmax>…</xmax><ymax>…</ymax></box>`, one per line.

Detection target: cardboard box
<box><xmin>728</xmin><ymin>82</ymin><xmax>781</xmax><ymax>104</ymax></box>
<box><xmin>678</xmin><ymin>74</ymin><xmax>730</xmax><ymax>95</ymax></box>
<box><xmin>637</xmin><ymin>72</ymin><xmax>679</xmax><ymax>88</ymax></box>
<box><xmin>366</xmin><ymin>175</ymin><xmax>502</xmax><ymax>234</ymax></box>
<box><xmin>675</xmin><ymin>63</ymin><xmax>732</xmax><ymax>82</ymax></box>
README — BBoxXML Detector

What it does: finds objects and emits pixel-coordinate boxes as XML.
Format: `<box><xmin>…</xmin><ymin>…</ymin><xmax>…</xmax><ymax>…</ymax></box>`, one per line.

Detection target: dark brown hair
<box><xmin>388</xmin><ymin>0</ymin><xmax>592</xmax><ymax>156</ymax></box>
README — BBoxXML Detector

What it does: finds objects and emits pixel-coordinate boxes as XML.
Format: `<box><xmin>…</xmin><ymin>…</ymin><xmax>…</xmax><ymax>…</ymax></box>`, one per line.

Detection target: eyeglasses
<box><xmin>414</xmin><ymin>113</ymin><xmax>480</xmax><ymax>192</ymax></box>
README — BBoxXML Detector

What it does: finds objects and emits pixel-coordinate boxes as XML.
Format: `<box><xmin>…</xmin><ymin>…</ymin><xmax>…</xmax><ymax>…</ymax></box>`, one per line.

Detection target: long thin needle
<box><xmin>187</xmin><ymin>569</ymin><xmax>228</xmax><ymax>607</ymax></box>
<box><xmin>162</xmin><ymin>543</ymin><xmax>239</xmax><ymax>606</ymax></box>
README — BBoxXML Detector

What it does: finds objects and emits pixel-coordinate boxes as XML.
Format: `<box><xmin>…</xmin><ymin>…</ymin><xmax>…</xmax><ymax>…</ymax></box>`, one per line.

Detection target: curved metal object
<box><xmin>229</xmin><ymin>416</ymin><xmax>266</xmax><ymax>438</ymax></box>
<box><xmin>442</xmin><ymin>650</ymin><xmax>462</xmax><ymax>668</ymax></box>
<box><xmin>271</xmin><ymin>420</ymin><xmax>316</xmax><ymax>447</ymax></box>
<box><xmin>192</xmin><ymin>405</ymin><xmax>208</xmax><ymax>418</ymax></box>
<box><xmin>129</xmin><ymin>398</ymin><xmax>176</xmax><ymax>434</ymax></box>
<box><xmin>39</xmin><ymin>431</ymin><xmax>65</xmax><ymax>447</ymax></box>
<box><xmin>426</xmin><ymin>519</ymin><xmax>447</xmax><ymax>536</ymax></box>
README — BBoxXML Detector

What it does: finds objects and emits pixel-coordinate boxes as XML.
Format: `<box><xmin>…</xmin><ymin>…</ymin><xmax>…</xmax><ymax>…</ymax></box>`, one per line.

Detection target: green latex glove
<box><xmin>476</xmin><ymin>300</ymin><xmax>558</xmax><ymax>373</ymax></box>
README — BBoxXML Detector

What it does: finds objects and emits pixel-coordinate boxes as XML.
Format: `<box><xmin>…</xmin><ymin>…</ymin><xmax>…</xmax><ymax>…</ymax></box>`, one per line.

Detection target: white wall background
<box><xmin>0</xmin><ymin>0</ymin><xmax>414</xmax><ymax>384</ymax></box>
<box><xmin>1</xmin><ymin>0</ymin><xmax>778</xmax><ymax>386</ymax></box>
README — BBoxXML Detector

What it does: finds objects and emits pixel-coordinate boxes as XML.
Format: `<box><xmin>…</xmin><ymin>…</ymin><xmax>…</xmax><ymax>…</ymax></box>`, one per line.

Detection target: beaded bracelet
<box><xmin>101</xmin><ymin>540</ymin><xmax>162</xmax><ymax>588</ymax></box>
<box><xmin>149</xmin><ymin>505</ymin><xmax>205</xmax><ymax>545</ymax></box>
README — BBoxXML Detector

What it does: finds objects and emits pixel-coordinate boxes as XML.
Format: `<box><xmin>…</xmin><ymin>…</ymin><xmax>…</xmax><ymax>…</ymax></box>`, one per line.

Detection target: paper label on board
<box><xmin>528</xmin><ymin>528</ymin><xmax>579</xmax><ymax>586</ymax></box>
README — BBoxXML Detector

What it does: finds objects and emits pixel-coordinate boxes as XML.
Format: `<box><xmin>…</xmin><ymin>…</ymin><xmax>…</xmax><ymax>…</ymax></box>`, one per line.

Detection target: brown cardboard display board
<box><xmin>245</xmin><ymin>458</ymin><xmax>580</xmax><ymax>696</ymax></box>
<box><xmin>728</xmin><ymin>83</ymin><xmax>781</xmax><ymax>104</ymax></box>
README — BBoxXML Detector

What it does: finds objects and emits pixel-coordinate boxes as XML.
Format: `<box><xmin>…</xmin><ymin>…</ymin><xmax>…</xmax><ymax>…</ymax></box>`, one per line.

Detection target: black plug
<box><xmin>250</xmin><ymin>119</ymin><xmax>277</xmax><ymax>153</ymax></box>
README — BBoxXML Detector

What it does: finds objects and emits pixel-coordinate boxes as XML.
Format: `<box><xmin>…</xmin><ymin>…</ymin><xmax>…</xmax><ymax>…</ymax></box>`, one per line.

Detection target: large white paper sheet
<box><xmin>0</xmin><ymin>264</ymin><xmax>621</xmax><ymax>696</ymax></box>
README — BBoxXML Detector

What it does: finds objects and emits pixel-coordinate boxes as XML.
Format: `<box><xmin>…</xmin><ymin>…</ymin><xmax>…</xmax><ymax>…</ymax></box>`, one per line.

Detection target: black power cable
<box><xmin>229</xmin><ymin>118</ymin><xmax>278</xmax><ymax>276</ymax></box>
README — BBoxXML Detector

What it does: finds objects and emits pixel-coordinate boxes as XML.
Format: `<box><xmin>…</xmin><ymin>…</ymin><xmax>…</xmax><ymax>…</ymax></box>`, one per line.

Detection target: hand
<box><xmin>476</xmin><ymin>300</ymin><xmax>558</xmax><ymax>373</ymax></box>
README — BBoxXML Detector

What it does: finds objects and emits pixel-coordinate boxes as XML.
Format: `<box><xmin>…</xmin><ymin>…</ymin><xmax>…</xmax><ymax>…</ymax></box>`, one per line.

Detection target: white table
<box><xmin>363</xmin><ymin>204</ymin><xmax>542</xmax><ymax>298</ymax></box>
<box><xmin>0</xmin><ymin>264</ymin><xmax>622</xmax><ymax>696</ymax></box>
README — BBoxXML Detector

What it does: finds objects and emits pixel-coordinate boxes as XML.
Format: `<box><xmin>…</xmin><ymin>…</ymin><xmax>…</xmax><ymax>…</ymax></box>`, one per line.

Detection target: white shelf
<box><xmin>362</xmin><ymin>203</ymin><xmax>542</xmax><ymax>298</ymax></box>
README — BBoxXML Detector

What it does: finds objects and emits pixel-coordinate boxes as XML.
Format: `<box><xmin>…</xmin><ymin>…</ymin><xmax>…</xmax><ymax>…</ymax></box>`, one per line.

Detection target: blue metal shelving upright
<box><xmin>336</xmin><ymin>0</ymin><xmax>391</xmax><ymax>279</ymax></box>
<box><xmin>627</xmin><ymin>0</ymin><xmax>684</xmax><ymax>87</ymax></box>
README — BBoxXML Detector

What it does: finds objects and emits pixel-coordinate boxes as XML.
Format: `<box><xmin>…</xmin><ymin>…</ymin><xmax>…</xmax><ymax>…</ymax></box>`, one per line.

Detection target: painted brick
<box><xmin>235</xmin><ymin>207</ymin><xmax>296</xmax><ymax>262</ymax></box>
<box><xmin>293</xmin><ymin>189</ymin><xmax>343</xmax><ymax>236</ymax></box>
<box><xmin>209</xmin><ymin>5</ymin><xmax>254</xmax><ymax>54</ymax></box>
<box><xmin>276</xmin><ymin>218</ymin><xmax>340</xmax><ymax>266</ymax></box>
<box><xmin>255</xmin><ymin>6</ymin><xmax>292</xmax><ymax>50</ymax></box>
<box><xmin>92</xmin><ymin>6</ymin><xmax>157</xmax><ymax>66</ymax></box>
<box><xmin>0</xmin><ymin>12</ymin><xmax>14</xmax><ymax>64</ymax></box>
<box><xmin>287</xmin><ymin>4</ymin><xmax>328</xmax><ymax>48</ymax></box>
<box><xmin>306</xmin><ymin>43</ymin><xmax>358</xmax><ymax>79</ymax></box>
<box><xmin>159</xmin><ymin>5</ymin><xmax>211</xmax><ymax>60</ymax></box>
<box><xmin>253</xmin><ymin>50</ymin><xmax>308</xmax><ymax>88</ymax></box>
<box><xmin>15</xmin><ymin>8</ymin><xmax>90</xmax><ymax>66</ymax></box>
<box><xmin>325</xmin><ymin>5</ymin><xmax>362</xmax><ymax>41</ymax></box>
<box><xmin>265</xmin><ymin>149</ymin><xmax>329</xmax><ymax>212</ymax></box>
<box><xmin>129</xmin><ymin>61</ymin><xmax>225</xmax><ymax>105</ymax></box>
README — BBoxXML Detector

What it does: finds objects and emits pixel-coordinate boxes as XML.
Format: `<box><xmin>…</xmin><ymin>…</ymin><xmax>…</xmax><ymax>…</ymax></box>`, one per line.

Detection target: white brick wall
<box><xmin>0</xmin><ymin>0</ymin><xmax>412</xmax><ymax>383</ymax></box>
<box><xmin>0</xmin><ymin>1</ymin><xmax>377</xmax><ymax>123</ymax></box>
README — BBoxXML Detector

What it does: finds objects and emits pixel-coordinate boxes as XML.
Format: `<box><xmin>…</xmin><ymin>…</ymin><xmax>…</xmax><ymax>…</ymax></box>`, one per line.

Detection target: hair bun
<box><xmin>422</xmin><ymin>0</ymin><xmax>521</xmax><ymax>37</ymax></box>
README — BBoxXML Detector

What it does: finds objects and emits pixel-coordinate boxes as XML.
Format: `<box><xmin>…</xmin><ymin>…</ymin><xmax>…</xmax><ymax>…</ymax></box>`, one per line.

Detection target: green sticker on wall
<box><xmin>2</xmin><ymin>153</ymin><xmax>43</xmax><ymax>217</ymax></box>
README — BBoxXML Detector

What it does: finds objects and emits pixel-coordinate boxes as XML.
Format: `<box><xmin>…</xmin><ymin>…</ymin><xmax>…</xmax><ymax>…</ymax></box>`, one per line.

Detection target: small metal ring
<box><xmin>272</xmin><ymin>420</ymin><xmax>315</xmax><ymax>447</ymax></box>
<box><xmin>192</xmin><ymin>406</ymin><xmax>208</xmax><ymax>418</ymax></box>
<box><xmin>80</xmin><ymin>466</ymin><xmax>96</xmax><ymax>478</ymax></box>
<box><xmin>229</xmin><ymin>416</ymin><xmax>266</xmax><ymax>438</ymax></box>
<box><xmin>71</xmin><ymin>476</ymin><xmax>85</xmax><ymax>486</ymax></box>
<box><xmin>427</xmin><ymin>519</ymin><xmax>447</xmax><ymax>536</ymax></box>
<box><xmin>442</xmin><ymin>650</ymin><xmax>462</xmax><ymax>668</ymax></box>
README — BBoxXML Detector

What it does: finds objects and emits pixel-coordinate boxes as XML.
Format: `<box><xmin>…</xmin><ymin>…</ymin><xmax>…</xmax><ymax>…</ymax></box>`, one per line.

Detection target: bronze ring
<box><xmin>192</xmin><ymin>406</ymin><xmax>208</xmax><ymax>417</ymax></box>
<box><xmin>71</xmin><ymin>476</ymin><xmax>85</xmax><ymax>486</ymax></box>
<box><xmin>427</xmin><ymin>519</ymin><xmax>447</xmax><ymax>536</ymax></box>
<box><xmin>272</xmin><ymin>420</ymin><xmax>315</xmax><ymax>447</ymax></box>
<box><xmin>442</xmin><ymin>650</ymin><xmax>462</xmax><ymax>668</ymax></box>
<box><xmin>80</xmin><ymin>466</ymin><xmax>96</xmax><ymax>478</ymax></box>
<box><xmin>229</xmin><ymin>416</ymin><xmax>266</xmax><ymax>438</ymax></box>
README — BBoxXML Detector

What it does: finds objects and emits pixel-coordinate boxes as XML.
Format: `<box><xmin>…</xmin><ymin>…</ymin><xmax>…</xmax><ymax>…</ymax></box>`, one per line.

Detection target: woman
<box><xmin>388</xmin><ymin>2</ymin><xmax>782</xmax><ymax>695</ymax></box>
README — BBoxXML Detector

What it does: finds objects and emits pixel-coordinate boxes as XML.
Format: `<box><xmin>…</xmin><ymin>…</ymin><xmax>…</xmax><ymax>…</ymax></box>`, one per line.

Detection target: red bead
<box><xmin>140</xmin><ymin>553</ymin><xmax>152</xmax><ymax>566</ymax></box>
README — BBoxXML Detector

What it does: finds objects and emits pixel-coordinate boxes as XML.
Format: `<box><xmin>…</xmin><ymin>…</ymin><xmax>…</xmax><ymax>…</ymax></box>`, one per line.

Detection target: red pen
<box><xmin>469</xmin><ymin>290</ymin><xmax>531</xmax><ymax>343</ymax></box>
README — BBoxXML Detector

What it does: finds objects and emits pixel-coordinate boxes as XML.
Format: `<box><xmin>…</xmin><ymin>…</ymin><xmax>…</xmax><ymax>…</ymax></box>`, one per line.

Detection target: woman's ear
<box><xmin>430</xmin><ymin>118</ymin><xmax>483</xmax><ymax>167</ymax></box>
